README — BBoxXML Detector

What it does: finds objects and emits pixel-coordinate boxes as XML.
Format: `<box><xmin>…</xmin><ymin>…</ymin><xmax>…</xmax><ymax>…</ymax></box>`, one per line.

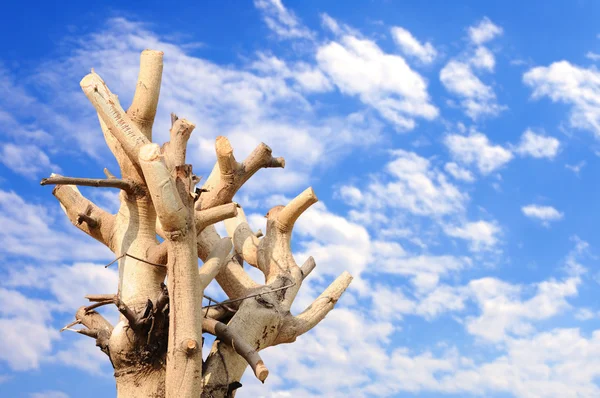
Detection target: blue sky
<box><xmin>2</xmin><ymin>0</ymin><xmax>600</xmax><ymax>397</ymax></box>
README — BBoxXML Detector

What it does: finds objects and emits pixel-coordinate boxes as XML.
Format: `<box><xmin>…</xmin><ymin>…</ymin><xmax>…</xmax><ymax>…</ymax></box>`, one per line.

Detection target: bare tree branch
<box><xmin>162</xmin><ymin>118</ymin><xmax>195</xmax><ymax>171</ymax></box>
<box><xmin>41</xmin><ymin>175</ymin><xmax>137</xmax><ymax>194</ymax></box>
<box><xmin>202</xmin><ymin>318</ymin><xmax>269</xmax><ymax>382</ymax></box>
<box><xmin>197</xmin><ymin>203</ymin><xmax>238</xmax><ymax>232</ymax></box>
<box><xmin>276</xmin><ymin>187</ymin><xmax>318</xmax><ymax>232</ymax></box>
<box><xmin>127</xmin><ymin>50</ymin><xmax>164</xmax><ymax>139</ymax></box>
<box><xmin>51</xmin><ymin>180</ymin><xmax>115</xmax><ymax>249</ymax></box>
<box><xmin>300</xmin><ymin>256</ymin><xmax>316</xmax><ymax>280</ymax></box>
<box><xmin>274</xmin><ymin>272</ymin><xmax>353</xmax><ymax>345</ymax></box>
<box><xmin>224</xmin><ymin>205</ymin><xmax>261</xmax><ymax>270</ymax></box>
<box><xmin>199</xmin><ymin>237</ymin><xmax>233</xmax><ymax>289</ymax></box>
<box><xmin>196</xmin><ymin>137</ymin><xmax>285</xmax><ymax>211</ymax></box>
<box><xmin>80</xmin><ymin>71</ymin><xmax>150</xmax><ymax>168</ymax></box>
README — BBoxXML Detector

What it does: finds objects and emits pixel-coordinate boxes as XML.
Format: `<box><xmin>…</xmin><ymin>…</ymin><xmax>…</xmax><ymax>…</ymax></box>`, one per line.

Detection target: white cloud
<box><xmin>0</xmin><ymin>289</ymin><xmax>58</xmax><ymax>370</ymax></box>
<box><xmin>444</xmin><ymin>132</ymin><xmax>513</xmax><ymax>174</ymax></box>
<box><xmin>444</xmin><ymin>162</ymin><xmax>475</xmax><ymax>182</ymax></box>
<box><xmin>33</xmin><ymin>18</ymin><xmax>382</xmax><ymax>197</ymax></box>
<box><xmin>566</xmin><ymin>160</ymin><xmax>586</xmax><ymax>176</ymax></box>
<box><xmin>30</xmin><ymin>392</ymin><xmax>70</xmax><ymax>398</ymax></box>
<box><xmin>317</xmin><ymin>34</ymin><xmax>438</xmax><ymax>131</ymax></box>
<box><xmin>376</xmin><ymin>255</ymin><xmax>471</xmax><ymax>292</ymax></box>
<box><xmin>0</xmin><ymin>190</ymin><xmax>112</xmax><ymax>262</ymax></box>
<box><xmin>253</xmin><ymin>0</ymin><xmax>314</xmax><ymax>40</ymax></box>
<box><xmin>250</xmin><ymin>53</ymin><xmax>333</xmax><ymax>93</ymax></box>
<box><xmin>522</xmin><ymin>204</ymin><xmax>564</xmax><ymax>224</ymax></box>
<box><xmin>390</xmin><ymin>26</ymin><xmax>437</xmax><ymax>64</ymax></box>
<box><xmin>516</xmin><ymin>129</ymin><xmax>560</xmax><ymax>159</ymax></box>
<box><xmin>575</xmin><ymin>308</ymin><xmax>597</xmax><ymax>320</ymax></box>
<box><xmin>0</xmin><ymin>143</ymin><xmax>59</xmax><ymax>178</ymax></box>
<box><xmin>586</xmin><ymin>51</ymin><xmax>600</xmax><ymax>61</ymax></box>
<box><xmin>0</xmin><ymin>263</ymin><xmax>118</xmax><ymax>373</ymax></box>
<box><xmin>49</xmin><ymin>339</ymin><xmax>110</xmax><ymax>376</ymax></box>
<box><xmin>440</xmin><ymin>60</ymin><xmax>504</xmax><ymax>119</ymax></box>
<box><xmin>468</xmin><ymin>17</ymin><xmax>503</xmax><ymax>45</ymax></box>
<box><xmin>444</xmin><ymin>220</ymin><xmax>500</xmax><ymax>252</ymax></box>
<box><xmin>340</xmin><ymin>149</ymin><xmax>467</xmax><ymax>217</ymax></box>
<box><xmin>466</xmin><ymin>275</ymin><xmax>579</xmax><ymax>342</ymax></box>
<box><xmin>470</xmin><ymin>46</ymin><xmax>495</xmax><ymax>71</ymax></box>
<box><xmin>524</xmin><ymin>61</ymin><xmax>600</xmax><ymax>137</ymax></box>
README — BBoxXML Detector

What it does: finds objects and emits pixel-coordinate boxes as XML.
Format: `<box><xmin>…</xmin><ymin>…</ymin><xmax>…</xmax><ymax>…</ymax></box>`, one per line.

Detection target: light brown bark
<box><xmin>44</xmin><ymin>49</ymin><xmax>352</xmax><ymax>398</ymax></box>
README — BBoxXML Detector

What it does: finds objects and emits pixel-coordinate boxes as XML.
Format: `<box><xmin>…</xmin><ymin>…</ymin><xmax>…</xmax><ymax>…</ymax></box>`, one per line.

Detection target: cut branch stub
<box><xmin>275</xmin><ymin>271</ymin><xmax>353</xmax><ymax>345</ymax></box>
<box><xmin>202</xmin><ymin>318</ymin><xmax>269</xmax><ymax>382</ymax></box>
<box><xmin>138</xmin><ymin>143</ymin><xmax>187</xmax><ymax>233</ymax></box>
<box><xmin>163</xmin><ymin>118</ymin><xmax>196</xmax><ymax>171</ymax></box>
<box><xmin>275</xmin><ymin>187</ymin><xmax>318</xmax><ymax>232</ymax></box>
<box><xmin>80</xmin><ymin>72</ymin><xmax>150</xmax><ymax>168</ymax></box>
<box><xmin>127</xmin><ymin>49</ymin><xmax>164</xmax><ymax>139</ymax></box>
<box><xmin>51</xmin><ymin>179</ymin><xmax>115</xmax><ymax>249</ymax></box>
<box><xmin>195</xmin><ymin>137</ymin><xmax>285</xmax><ymax>211</ymax></box>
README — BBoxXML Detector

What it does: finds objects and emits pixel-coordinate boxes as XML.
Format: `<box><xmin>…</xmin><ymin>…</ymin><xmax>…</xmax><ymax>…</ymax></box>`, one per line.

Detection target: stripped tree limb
<box><xmin>103</xmin><ymin>167</ymin><xmax>118</xmax><ymax>179</ymax></box>
<box><xmin>225</xmin><ymin>205</ymin><xmax>261</xmax><ymax>269</ymax></box>
<box><xmin>195</xmin><ymin>137</ymin><xmax>285</xmax><ymax>211</ymax></box>
<box><xmin>127</xmin><ymin>50</ymin><xmax>164</xmax><ymax>139</ymax></box>
<box><xmin>198</xmin><ymin>237</ymin><xmax>233</xmax><ymax>289</ymax></box>
<box><xmin>51</xmin><ymin>179</ymin><xmax>115</xmax><ymax>249</ymax></box>
<box><xmin>197</xmin><ymin>203</ymin><xmax>238</xmax><ymax>232</ymax></box>
<box><xmin>162</xmin><ymin>118</ymin><xmax>195</xmax><ymax>171</ymax></box>
<box><xmin>44</xmin><ymin>48</ymin><xmax>353</xmax><ymax>398</ymax></box>
<box><xmin>41</xmin><ymin>175</ymin><xmax>138</xmax><ymax>195</ymax></box>
<box><xmin>139</xmin><ymin>143</ymin><xmax>202</xmax><ymax>398</ymax></box>
<box><xmin>84</xmin><ymin>294</ymin><xmax>139</xmax><ymax>330</ymax></box>
<box><xmin>300</xmin><ymin>256</ymin><xmax>316</xmax><ymax>280</ymax></box>
<box><xmin>202</xmin><ymin>318</ymin><xmax>269</xmax><ymax>382</ymax></box>
<box><xmin>276</xmin><ymin>187</ymin><xmax>318</xmax><ymax>232</ymax></box>
<box><xmin>74</xmin><ymin>306</ymin><xmax>114</xmax><ymax>356</ymax></box>
<box><xmin>80</xmin><ymin>71</ymin><xmax>150</xmax><ymax>168</ymax></box>
<box><xmin>274</xmin><ymin>271</ymin><xmax>353</xmax><ymax>345</ymax></box>
<box><xmin>196</xmin><ymin>224</ymin><xmax>259</xmax><ymax>300</ymax></box>
<box><xmin>146</xmin><ymin>241</ymin><xmax>168</xmax><ymax>266</ymax></box>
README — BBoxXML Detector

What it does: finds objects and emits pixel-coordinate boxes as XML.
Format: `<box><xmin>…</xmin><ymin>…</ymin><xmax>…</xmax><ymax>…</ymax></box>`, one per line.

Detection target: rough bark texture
<box><xmin>43</xmin><ymin>49</ymin><xmax>353</xmax><ymax>398</ymax></box>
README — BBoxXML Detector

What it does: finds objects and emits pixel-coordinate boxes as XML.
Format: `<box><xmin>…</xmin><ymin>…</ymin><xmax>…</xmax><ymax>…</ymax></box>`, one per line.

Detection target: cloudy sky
<box><xmin>2</xmin><ymin>0</ymin><xmax>600</xmax><ymax>397</ymax></box>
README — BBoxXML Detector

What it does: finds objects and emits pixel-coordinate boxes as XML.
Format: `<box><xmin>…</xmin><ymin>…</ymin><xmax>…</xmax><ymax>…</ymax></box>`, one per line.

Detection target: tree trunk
<box><xmin>43</xmin><ymin>49</ymin><xmax>352</xmax><ymax>398</ymax></box>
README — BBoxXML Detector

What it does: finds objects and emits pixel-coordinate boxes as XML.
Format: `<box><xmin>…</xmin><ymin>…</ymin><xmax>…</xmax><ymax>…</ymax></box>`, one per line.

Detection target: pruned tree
<box><xmin>39</xmin><ymin>49</ymin><xmax>353</xmax><ymax>397</ymax></box>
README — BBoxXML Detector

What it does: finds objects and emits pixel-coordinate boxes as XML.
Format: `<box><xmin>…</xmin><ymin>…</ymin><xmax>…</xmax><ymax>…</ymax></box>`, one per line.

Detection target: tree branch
<box><xmin>199</xmin><ymin>237</ymin><xmax>233</xmax><ymax>289</ymax></box>
<box><xmin>202</xmin><ymin>318</ymin><xmax>269</xmax><ymax>382</ymax></box>
<box><xmin>127</xmin><ymin>50</ymin><xmax>164</xmax><ymax>139</ymax></box>
<box><xmin>196</xmin><ymin>226</ymin><xmax>259</xmax><ymax>299</ymax></box>
<box><xmin>300</xmin><ymin>256</ymin><xmax>316</xmax><ymax>280</ymax></box>
<box><xmin>73</xmin><ymin>306</ymin><xmax>114</xmax><ymax>355</ymax></box>
<box><xmin>139</xmin><ymin>143</ymin><xmax>203</xmax><ymax>397</ymax></box>
<box><xmin>138</xmin><ymin>144</ymin><xmax>187</xmax><ymax>233</ymax></box>
<box><xmin>84</xmin><ymin>295</ymin><xmax>139</xmax><ymax>330</ymax></box>
<box><xmin>196</xmin><ymin>138</ymin><xmax>285</xmax><ymax>211</ymax></box>
<box><xmin>196</xmin><ymin>203</ymin><xmax>238</xmax><ymax>232</ymax></box>
<box><xmin>276</xmin><ymin>187</ymin><xmax>318</xmax><ymax>232</ymax></box>
<box><xmin>274</xmin><ymin>271</ymin><xmax>353</xmax><ymax>345</ymax></box>
<box><xmin>80</xmin><ymin>71</ymin><xmax>150</xmax><ymax>168</ymax></box>
<box><xmin>51</xmin><ymin>179</ymin><xmax>115</xmax><ymax>249</ymax></box>
<box><xmin>163</xmin><ymin>118</ymin><xmax>196</xmax><ymax>171</ymax></box>
<box><xmin>41</xmin><ymin>175</ymin><xmax>137</xmax><ymax>195</ymax></box>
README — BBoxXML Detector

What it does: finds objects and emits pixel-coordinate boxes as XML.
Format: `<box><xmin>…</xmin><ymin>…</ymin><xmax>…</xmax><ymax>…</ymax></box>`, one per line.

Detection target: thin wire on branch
<box><xmin>202</xmin><ymin>282</ymin><xmax>296</xmax><ymax>309</ymax></box>
<box><xmin>105</xmin><ymin>253</ymin><xmax>166</xmax><ymax>268</ymax></box>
